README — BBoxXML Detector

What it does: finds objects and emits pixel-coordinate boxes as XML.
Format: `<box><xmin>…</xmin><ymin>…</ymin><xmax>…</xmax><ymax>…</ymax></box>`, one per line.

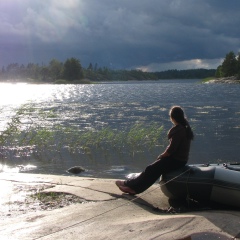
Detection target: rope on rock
<box><xmin>34</xmin><ymin>168</ymin><xmax>191</xmax><ymax>239</ymax></box>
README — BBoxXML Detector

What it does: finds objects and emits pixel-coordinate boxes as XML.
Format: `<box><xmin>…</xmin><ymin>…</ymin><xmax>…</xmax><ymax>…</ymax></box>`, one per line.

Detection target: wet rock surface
<box><xmin>0</xmin><ymin>184</ymin><xmax>85</xmax><ymax>219</ymax></box>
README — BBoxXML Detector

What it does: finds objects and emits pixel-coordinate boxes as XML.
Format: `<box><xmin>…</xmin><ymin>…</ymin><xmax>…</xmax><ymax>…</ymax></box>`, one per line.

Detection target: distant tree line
<box><xmin>0</xmin><ymin>57</ymin><xmax>216</xmax><ymax>83</ymax></box>
<box><xmin>0</xmin><ymin>58</ymin><xmax>84</xmax><ymax>83</ymax></box>
<box><xmin>215</xmin><ymin>51</ymin><xmax>240</xmax><ymax>79</ymax></box>
<box><xmin>154</xmin><ymin>69</ymin><xmax>215</xmax><ymax>79</ymax></box>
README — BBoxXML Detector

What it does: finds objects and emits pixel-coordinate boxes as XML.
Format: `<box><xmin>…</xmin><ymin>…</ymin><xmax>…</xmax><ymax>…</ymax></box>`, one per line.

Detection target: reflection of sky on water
<box><xmin>0</xmin><ymin>80</ymin><xmax>240</xmax><ymax>177</ymax></box>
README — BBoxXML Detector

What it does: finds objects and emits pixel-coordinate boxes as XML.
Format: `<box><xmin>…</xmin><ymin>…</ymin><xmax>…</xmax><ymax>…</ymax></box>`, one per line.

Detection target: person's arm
<box><xmin>157</xmin><ymin>151</ymin><xmax>170</xmax><ymax>160</ymax></box>
<box><xmin>157</xmin><ymin>127</ymin><xmax>184</xmax><ymax>160</ymax></box>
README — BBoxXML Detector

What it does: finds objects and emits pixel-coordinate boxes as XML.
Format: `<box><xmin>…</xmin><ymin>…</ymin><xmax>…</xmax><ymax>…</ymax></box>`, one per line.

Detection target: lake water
<box><xmin>0</xmin><ymin>80</ymin><xmax>240</xmax><ymax>178</ymax></box>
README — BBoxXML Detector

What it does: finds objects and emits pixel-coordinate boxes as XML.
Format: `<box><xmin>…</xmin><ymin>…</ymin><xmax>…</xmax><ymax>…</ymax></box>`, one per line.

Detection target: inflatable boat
<box><xmin>160</xmin><ymin>163</ymin><xmax>240</xmax><ymax>208</ymax></box>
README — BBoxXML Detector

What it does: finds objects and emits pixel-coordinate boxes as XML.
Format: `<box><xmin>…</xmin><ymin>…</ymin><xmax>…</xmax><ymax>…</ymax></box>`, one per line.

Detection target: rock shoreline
<box><xmin>1</xmin><ymin>173</ymin><xmax>240</xmax><ymax>239</ymax></box>
<box><xmin>207</xmin><ymin>76</ymin><xmax>240</xmax><ymax>84</ymax></box>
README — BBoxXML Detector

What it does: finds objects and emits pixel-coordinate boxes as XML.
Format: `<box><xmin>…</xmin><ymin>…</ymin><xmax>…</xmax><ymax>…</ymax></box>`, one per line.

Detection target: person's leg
<box><xmin>124</xmin><ymin>157</ymin><xmax>186</xmax><ymax>194</ymax></box>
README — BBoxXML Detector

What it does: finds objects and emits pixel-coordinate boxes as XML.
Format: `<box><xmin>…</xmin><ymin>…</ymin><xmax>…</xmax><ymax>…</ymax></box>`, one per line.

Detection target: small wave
<box><xmin>0</xmin><ymin>164</ymin><xmax>37</xmax><ymax>173</ymax></box>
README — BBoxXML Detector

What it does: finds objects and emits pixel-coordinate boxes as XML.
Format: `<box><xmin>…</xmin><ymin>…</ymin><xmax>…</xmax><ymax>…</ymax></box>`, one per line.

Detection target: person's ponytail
<box><xmin>182</xmin><ymin>118</ymin><xmax>194</xmax><ymax>140</ymax></box>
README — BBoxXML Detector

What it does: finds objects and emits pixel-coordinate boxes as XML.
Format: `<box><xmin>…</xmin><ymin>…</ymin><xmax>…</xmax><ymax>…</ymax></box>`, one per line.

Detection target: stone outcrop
<box><xmin>207</xmin><ymin>76</ymin><xmax>240</xmax><ymax>84</ymax></box>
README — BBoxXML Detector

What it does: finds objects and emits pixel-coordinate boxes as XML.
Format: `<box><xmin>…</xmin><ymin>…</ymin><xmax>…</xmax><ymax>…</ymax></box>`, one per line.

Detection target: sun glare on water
<box><xmin>1</xmin><ymin>83</ymin><xmax>40</xmax><ymax>106</ymax></box>
<box><xmin>0</xmin><ymin>83</ymin><xmax>60</xmax><ymax>131</ymax></box>
<box><xmin>0</xmin><ymin>83</ymin><xmax>57</xmax><ymax>106</ymax></box>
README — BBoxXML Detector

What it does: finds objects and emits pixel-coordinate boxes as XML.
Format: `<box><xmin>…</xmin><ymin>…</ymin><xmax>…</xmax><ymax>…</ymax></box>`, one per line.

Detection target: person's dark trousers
<box><xmin>124</xmin><ymin>157</ymin><xmax>186</xmax><ymax>194</ymax></box>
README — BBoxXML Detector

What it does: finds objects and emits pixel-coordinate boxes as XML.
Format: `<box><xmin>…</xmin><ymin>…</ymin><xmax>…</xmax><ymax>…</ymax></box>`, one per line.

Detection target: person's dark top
<box><xmin>166</xmin><ymin>124</ymin><xmax>191</xmax><ymax>162</ymax></box>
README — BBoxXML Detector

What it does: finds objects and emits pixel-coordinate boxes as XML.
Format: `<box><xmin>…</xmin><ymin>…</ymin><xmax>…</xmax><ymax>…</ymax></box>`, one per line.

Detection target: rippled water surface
<box><xmin>0</xmin><ymin>80</ymin><xmax>240</xmax><ymax>178</ymax></box>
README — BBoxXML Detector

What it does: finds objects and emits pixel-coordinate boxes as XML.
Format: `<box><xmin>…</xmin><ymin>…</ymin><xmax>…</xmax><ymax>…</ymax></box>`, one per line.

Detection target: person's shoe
<box><xmin>119</xmin><ymin>185</ymin><xmax>136</xmax><ymax>195</ymax></box>
<box><xmin>115</xmin><ymin>180</ymin><xmax>136</xmax><ymax>195</ymax></box>
<box><xmin>115</xmin><ymin>180</ymin><xmax>125</xmax><ymax>188</ymax></box>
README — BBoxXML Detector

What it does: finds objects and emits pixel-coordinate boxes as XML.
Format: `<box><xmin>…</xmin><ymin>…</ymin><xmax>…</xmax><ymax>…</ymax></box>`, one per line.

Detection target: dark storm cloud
<box><xmin>0</xmin><ymin>0</ymin><xmax>240</xmax><ymax>71</ymax></box>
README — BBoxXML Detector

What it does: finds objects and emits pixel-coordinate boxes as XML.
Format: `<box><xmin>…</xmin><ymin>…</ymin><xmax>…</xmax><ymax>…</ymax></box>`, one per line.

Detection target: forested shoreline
<box><xmin>1</xmin><ymin>50</ymin><xmax>240</xmax><ymax>83</ymax></box>
<box><xmin>0</xmin><ymin>57</ymin><xmax>215</xmax><ymax>83</ymax></box>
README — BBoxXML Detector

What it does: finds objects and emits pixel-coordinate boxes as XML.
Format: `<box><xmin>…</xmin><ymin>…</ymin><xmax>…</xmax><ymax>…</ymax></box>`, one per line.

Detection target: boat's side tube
<box><xmin>211</xmin><ymin>168</ymin><xmax>240</xmax><ymax>208</ymax></box>
<box><xmin>160</xmin><ymin>166</ymin><xmax>216</xmax><ymax>202</ymax></box>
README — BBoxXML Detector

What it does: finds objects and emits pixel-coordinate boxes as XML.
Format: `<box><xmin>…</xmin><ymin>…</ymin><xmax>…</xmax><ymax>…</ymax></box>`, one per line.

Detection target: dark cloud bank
<box><xmin>0</xmin><ymin>0</ymin><xmax>240</xmax><ymax>71</ymax></box>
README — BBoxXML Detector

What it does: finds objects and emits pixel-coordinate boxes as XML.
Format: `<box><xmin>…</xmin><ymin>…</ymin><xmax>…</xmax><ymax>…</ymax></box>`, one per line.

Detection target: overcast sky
<box><xmin>0</xmin><ymin>0</ymin><xmax>240</xmax><ymax>71</ymax></box>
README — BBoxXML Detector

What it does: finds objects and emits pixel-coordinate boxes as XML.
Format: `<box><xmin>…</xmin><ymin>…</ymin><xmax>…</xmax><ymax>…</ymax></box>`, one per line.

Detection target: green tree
<box><xmin>237</xmin><ymin>52</ymin><xmax>240</xmax><ymax>79</ymax></box>
<box><xmin>215</xmin><ymin>65</ymin><xmax>223</xmax><ymax>78</ymax></box>
<box><xmin>26</xmin><ymin>63</ymin><xmax>41</xmax><ymax>80</ymax></box>
<box><xmin>0</xmin><ymin>66</ymin><xmax>6</xmax><ymax>80</ymax></box>
<box><xmin>1</xmin><ymin>66</ymin><xmax>6</xmax><ymax>73</ymax></box>
<box><xmin>221</xmin><ymin>51</ymin><xmax>237</xmax><ymax>77</ymax></box>
<box><xmin>40</xmin><ymin>66</ymin><xmax>49</xmax><ymax>81</ymax></box>
<box><xmin>94</xmin><ymin>63</ymin><xmax>98</xmax><ymax>72</ymax></box>
<box><xmin>87</xmin><ymin>63</ymin><xmax>93</xmax><ymax>71</ymax></box>
<box><xmin>49</xmin><ymin>59</ymin><xmax>63</xmax><ymax>80</ymax></box>
<box><xmin>63</xmin><ymin>58</ymin><xmax>84</xmax><ymax>81</ymax></box>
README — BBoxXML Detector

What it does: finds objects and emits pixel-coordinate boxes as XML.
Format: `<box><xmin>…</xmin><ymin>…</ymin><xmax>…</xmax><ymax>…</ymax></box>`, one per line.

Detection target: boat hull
<box><xmin>160</xmin><ymin>163</ymin><xmax>240</xmax><ymax>208</ymax></box>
